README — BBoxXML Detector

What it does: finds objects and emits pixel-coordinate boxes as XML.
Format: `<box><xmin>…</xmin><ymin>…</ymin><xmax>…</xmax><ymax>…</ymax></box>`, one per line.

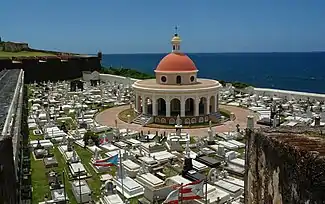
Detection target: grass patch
<box><xmin>219</xmin><ymin>108</ymin><xmax>232</xmax><ymax>119</ymax></box>
<box><xmin>118</xmin><ymin>108</ymin><xmax>137</xmax><ymax>123</ymax></box>
<box><xmin>0</xmin><ymin>51</ymin><xmax>55</xmax><ymax>58</ymax></box>
<box><xmin>31</xmin><ymin>153</ymin><xmax>50</xmax><ymax>203</ymax></box>
<box><xmin>74</xmin><ymin>145</ymin><xmax>117</xmax><ymax>201</ymax></box>
<box><xmin>52</xmin><ymin>147</ymin><xmax>78</xmax><ymax>204</ymax></box>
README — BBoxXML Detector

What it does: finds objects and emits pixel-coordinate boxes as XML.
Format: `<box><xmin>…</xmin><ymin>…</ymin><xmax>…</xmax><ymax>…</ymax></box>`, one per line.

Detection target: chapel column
<box><xmin>216</xmin><ymin>93</ymin><xmax>219</xmax><ymax>112</ymax></box>
<box><xmin>206</xmin><ymin>97</ymin><xmax>210</xmax><ymax>115</ymax></box>
<box><xmin>152</xmin><ymin>97</ymin><xmax>158</xmax><ymax>116</ymax></box>
<box><xmin>195</xmin><ymin>97</ymin><xmax>200</xmax><ymax>116</ymax></box>
<box><xmin>142</xmin><ymin>96</ymin><xmax>147</xmax><ymax>114</ymax></box>
<box><xmin>166</xmin><ymin>100</ymin><xmax>171</xmax><ymax>117</ymax></box>
<box><xmin>181</xmin><ymin>97</ymin><xmax>185</xmax><ymax>117</ymax></box>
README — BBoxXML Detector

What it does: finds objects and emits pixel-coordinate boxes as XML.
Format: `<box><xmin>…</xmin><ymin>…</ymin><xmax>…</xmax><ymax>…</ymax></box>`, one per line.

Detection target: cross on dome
<box><xmin>174</xmin><ymin>26</ymin><xmax>178</xmax><ymax>36</ymax></box>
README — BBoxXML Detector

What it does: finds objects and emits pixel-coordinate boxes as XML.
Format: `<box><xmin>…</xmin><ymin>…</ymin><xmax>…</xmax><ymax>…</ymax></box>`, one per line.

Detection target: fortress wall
<box><xmin>0</xmin><ymin>57</ymin><xmax>101</xmax><ymax>82</ymax></box>
<box><xmin>245</xmin><ymin>127</ymin><xmax>325</xmax><ymax>204</ymax></box>
<box><xmin>253</xmin><ymin>88</ymin><xmax>325</xmax><ymax>101</ymax></box>
<box><xmin>82</xmin><ymin>72</ymin><xmax>139</xmax><ymax>84</ymax></box>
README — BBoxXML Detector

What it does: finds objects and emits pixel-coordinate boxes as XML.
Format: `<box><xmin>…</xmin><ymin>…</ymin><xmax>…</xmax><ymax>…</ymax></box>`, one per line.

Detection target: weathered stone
<box><xmin>245</xmin><ymin>127</ymin><xmax>325</xmax><ymax>204</ymax></box>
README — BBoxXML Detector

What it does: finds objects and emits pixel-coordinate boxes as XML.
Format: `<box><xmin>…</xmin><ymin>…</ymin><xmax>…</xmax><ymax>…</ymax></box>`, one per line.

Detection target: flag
<box><xmin>163</xmin><ymin>188</ymin><xmax>180</xmax><ymax>204</ymax></box>
<box><xmin>180</xmin><ymin>180</ymin><xmax>205</xmax><ymax>201</ymax></box>
<box><xmin>94</xmin><ymin>154</ymin><xmax>118</xmax><ymax>166</ymax></box>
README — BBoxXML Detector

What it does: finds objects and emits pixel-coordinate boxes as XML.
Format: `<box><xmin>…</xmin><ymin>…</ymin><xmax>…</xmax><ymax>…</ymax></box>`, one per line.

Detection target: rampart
<box><xmin>0</xmin><ymin>56</ymin><xmax>101</xmax><ymax>83</ymax></box>
<box><xmin>245</xmin><ymin>127</ymin><xmax>325</xmax><ymax>204</ymax></box>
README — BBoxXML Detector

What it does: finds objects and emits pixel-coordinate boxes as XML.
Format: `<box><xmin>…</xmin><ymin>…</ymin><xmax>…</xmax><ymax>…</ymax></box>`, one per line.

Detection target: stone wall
<box><xmin>83</xmin><ymin>72</ymin><xmax>138</xmax><ymax>85</ymax></box>
<box><xmin>0</xmin><ymin>56</ymin><xmax>101</xmax><ymax>82</ymax></box>
<box><xmin>240</xmin><ymin>87</ymin><xmax>325</xmax><ymax>101</ymax></box>
<box><xmin>245</xmin><ymin>127</ymin><xmax>325</xmax><ymax>204</ymax></box>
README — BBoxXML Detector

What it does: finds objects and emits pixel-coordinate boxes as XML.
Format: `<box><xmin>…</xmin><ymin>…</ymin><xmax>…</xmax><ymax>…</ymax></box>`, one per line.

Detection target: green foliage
<box><xmin>218</xmin><ymin>80</ymin><xmax>250</xmax><ymax>89</ymax></box>
<box><xmin>100</xmin><ymin>66</ymin><xmax>154</xmax><ymax>79</ymax></box>
<box><xmin>232</xmin><ymin>81</ymin><xmax>250</xmax><ymax>89</ymax></box>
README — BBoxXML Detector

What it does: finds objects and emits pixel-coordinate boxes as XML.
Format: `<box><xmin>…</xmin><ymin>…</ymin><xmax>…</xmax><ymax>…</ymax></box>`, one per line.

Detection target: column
<box><xmin>206</xmin><ymin>97</ymin><xmax>210</xmax><ymax>115</ymax></box>
<box><xmin>181</xmin><ymin>98</ymin><xmax>186</xmax><ymax>117</ymax></box>
<box><xmin>195</xmin><ymin>97</ymin><xmax>200</xmax><ymax>116</ymax></box>
<box><xmin>152</xmin><ymin>98</ymin><xmax>158</xmax><ymax>116</ymax></box>
<box><xmin>166</xmin><ymin>101</ymin><xmax>171</xmax><ymax>117</ymax></box>
<box><xmin>216</xmin><ymin>93</ymin><xmax>219</xmax><ymax>112</ymax></box>
<box><xmin>135</xmin><ymin>93</ymin><xmax>139</xmax><ymax>112</ymax></box>
<box><xmin>142</xmin><ymin>96</ymin><xmax>147</xmax><ymax>114</ymax></box>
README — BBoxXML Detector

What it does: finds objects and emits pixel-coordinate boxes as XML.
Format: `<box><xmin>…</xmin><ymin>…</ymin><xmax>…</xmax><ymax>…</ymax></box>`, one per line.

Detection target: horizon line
<box><xmin>95</xmin><ymin>51</ymin><xmax>325</xmax><ymax>55</ymax></box>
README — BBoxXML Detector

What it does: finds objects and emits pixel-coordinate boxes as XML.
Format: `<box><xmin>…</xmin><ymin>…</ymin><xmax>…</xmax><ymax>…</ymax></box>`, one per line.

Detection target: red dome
<box><xmin>155</xmin><ymin>53</ymin><xmax>197</xmax><ymax>72</ymax></box>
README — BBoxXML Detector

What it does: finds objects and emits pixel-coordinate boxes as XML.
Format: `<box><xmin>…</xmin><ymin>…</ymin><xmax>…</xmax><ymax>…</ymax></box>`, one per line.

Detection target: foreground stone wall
<box><xmin>245</xmin><ymin>127</ymin><xmax>325</xmax><ymax>204</ymax></box>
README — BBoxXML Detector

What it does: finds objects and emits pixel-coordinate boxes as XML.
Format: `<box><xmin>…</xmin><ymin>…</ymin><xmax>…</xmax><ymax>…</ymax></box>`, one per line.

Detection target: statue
<box><xmin>94</xmin><ymin>148</ymin><xmax>99</xmax><ymax>161</ymax></box>
<box><xmin>71</xmin><ymin>149</ymin><xmax>79</xmax><ymax>163</ymax></box>
<box><xmin>185</xmin><ymin>137</ymin><xmax>191</xmax><ymax>158</ymax></box>
<box><xmin>176</xmin><ymin>115</ymin><xmax>181</xmax><ymax>126</ymax></box>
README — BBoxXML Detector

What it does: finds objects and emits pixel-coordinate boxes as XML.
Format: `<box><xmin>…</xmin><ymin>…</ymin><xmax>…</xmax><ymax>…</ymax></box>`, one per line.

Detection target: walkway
<box><xmin>95</xmin><ymin>105</ymin><xmax>260</xmax><ymax>137</ymax></box>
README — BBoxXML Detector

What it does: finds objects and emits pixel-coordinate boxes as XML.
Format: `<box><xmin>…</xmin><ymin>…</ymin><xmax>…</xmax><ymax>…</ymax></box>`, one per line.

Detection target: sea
<box><xmin>101</xmin><ymin>52</ymin><xmax>325</xmax><ymax>94</ymax></box>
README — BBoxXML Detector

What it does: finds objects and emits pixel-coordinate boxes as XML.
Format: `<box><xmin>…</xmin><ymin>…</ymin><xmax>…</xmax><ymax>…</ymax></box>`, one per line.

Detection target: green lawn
<box><xmin>0</xmin><ymin>51</ymin><xmax>55</xmax><ymax>58</ymax></box>
<box><xmin>31</xmin><ymin>153</ymin><xmax>50</xmax><ymax>203</ymax></box>
<box><xmin>118</xmin><ymin>108</ymin><xmax>137</xmax><ymax>123</ymax></box>
<box><xmin>53</xmin><ymin>147</ymin><xmax>78</xmax><ymax>204</ymax></box>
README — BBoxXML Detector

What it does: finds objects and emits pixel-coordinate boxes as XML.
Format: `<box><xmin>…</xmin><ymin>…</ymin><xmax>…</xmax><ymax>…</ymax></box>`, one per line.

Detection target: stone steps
<box><xmin>132</xmin><ymin>114</ymin><xmax>152</xmax><ymax>126</ymax></box>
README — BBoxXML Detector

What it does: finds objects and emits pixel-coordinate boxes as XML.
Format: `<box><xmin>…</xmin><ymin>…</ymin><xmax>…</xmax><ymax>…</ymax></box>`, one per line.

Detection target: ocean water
<box><xmin>101</xmin><ymin>52</ymin><xmax>325</xmax><ymax>94</ymax></box>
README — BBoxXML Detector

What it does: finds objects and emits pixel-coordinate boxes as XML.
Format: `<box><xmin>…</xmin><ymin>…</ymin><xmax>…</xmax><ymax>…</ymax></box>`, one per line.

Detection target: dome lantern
<box><xmin>171</xmin><ymin>26</ymin><xmax>181</xmax><ymax>53</ymax></box>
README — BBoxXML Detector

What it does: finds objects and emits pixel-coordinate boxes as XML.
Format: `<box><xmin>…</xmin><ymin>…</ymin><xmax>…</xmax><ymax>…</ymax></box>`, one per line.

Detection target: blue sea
<box><xmin>101</xmin><ymin>52</ymin><xmax>325</xmax><ymax>94</ymax></box>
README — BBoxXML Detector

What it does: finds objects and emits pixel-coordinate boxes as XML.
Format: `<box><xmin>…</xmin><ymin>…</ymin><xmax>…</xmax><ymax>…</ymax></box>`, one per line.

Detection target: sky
<box><xmin>1</xmin><ymin>0</ymin><xmax>325</xmax><ymax>54</ymax></box>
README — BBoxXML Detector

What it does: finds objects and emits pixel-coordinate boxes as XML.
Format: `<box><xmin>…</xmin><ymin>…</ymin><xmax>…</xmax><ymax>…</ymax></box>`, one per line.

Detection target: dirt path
<box><xmin>95</xmin><ymin>105</ymin><xmax>260</xmax><ymax>137</ymax></box>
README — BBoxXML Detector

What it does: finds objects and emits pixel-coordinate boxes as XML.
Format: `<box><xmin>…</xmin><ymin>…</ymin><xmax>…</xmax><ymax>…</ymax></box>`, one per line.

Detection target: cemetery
<box><xmin>26</xmin><ymin>67</ymin><xmax>325</xmax><ymax>203</ymax></box>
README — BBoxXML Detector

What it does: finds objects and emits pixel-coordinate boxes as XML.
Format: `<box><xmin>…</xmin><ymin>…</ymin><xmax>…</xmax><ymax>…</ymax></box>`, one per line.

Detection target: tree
<box><xmin>83</xmin><ymin>130</ymin><xmax>94</xmax><ymax>148</ymax></box>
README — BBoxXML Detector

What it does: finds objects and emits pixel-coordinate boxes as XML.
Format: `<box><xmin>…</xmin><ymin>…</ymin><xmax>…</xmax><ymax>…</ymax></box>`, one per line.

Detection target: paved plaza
<box><xmin>95</xmin><ymin>105</ymin><xmax>260</xmax><ymax>137</ymax></box>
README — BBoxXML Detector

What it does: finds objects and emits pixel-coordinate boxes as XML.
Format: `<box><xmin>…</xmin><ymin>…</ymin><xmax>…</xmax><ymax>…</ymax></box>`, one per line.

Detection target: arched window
<box><xmin>176</xmin><ymin>75</ymin><xmax>181</xmax><ymax>84</ymax></box>
<box><xmin>173</xmin><ymin>45</ymin><xmax>176</xmax><ymax>50</ymax></box>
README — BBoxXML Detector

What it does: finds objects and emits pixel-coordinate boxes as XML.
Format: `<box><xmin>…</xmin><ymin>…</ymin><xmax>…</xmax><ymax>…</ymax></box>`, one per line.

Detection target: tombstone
<box><xmin>88</xmin><ymin>138</ymin><xmax>94</xmax><ymax>146</ymax></box>
<box><xmin>207</xmin><ymin>121</ymin><xmax>215</xmax><ymax>145</ymax></box>
<box><xmin>70</xmin><ymin>149</ymin><xmax>79</xmax><ymax>163</ymax></box>
<box><xmin>315</xmin><ymin>116</ymin><xmax>321</xmax><ymax>127</ymax></box>
<box><xmin>94</xmin><ymin>148</ymin><xmax>99</xmax><ymax>161</ymax></box>
<box><xmin>67</xmin><ymin>138</ymin><xmax>73</xmax><ymax>151</ymax></box>
<box><xmin>272</xmin><ymin>114</ymin><xmax>277</xmax><ymax>127</ymax></box>
<box><xmin>247</xmin><ymin>115</ymin><xmax>254</xmax><ymax>131</ymax></box>
<box><xmin>127</xmin><ymin>115</ymin><xmax>131</xmax><ymax>124</ymax></box>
